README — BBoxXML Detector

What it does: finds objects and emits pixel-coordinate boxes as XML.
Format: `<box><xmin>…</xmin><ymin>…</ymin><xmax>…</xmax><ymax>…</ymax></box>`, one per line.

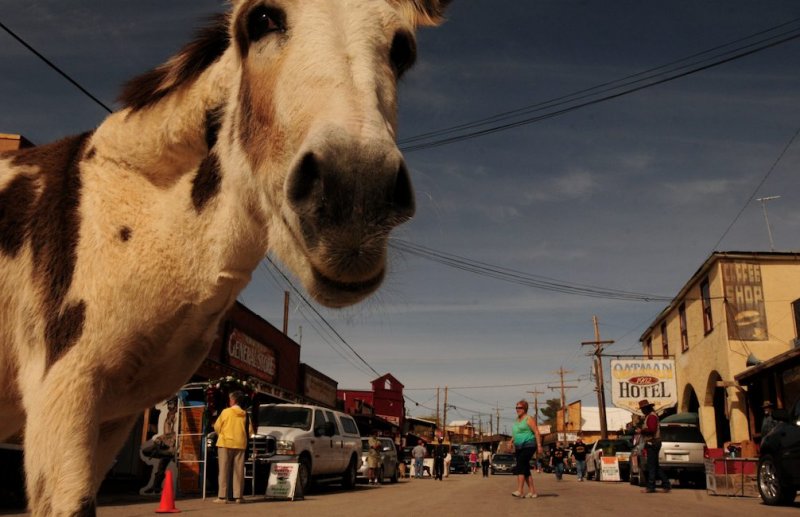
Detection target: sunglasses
<box><xmin>515</xmin><ymin>406</ymin><xmax>525</xmax><ymax>410</ymax></box>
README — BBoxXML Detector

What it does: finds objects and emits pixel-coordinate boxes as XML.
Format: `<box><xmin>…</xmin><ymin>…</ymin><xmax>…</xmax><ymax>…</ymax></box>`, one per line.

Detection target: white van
<box><xmin>255</xmin><ymin>404</ymin><xmax>361</xmax><ymax>493</ymax></box>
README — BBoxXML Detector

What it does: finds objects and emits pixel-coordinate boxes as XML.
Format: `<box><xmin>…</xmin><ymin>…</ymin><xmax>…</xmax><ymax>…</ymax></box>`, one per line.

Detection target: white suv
<box><xmin>255</xmin><ymin>404</ymin><xmax>362</xmax><ymax>493</ymax></box>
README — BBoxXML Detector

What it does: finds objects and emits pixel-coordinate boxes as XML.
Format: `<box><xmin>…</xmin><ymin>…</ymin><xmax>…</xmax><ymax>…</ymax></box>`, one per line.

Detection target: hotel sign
<box><xmin>226</xmin><ymin>328</ymin><xmax>277</xmax><ymax>383</ymax></box>
<box><xmin>611</xmin><ymin>359</ymin><xmax>677</xmax><ymax>414</ymax></box>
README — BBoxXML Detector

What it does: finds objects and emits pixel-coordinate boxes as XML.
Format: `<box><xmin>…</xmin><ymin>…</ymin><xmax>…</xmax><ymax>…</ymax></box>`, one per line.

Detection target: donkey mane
<box><xmin>118</xmin><ymin>13</ymin><xmax>231</xmax><ymax>111</ymax></box>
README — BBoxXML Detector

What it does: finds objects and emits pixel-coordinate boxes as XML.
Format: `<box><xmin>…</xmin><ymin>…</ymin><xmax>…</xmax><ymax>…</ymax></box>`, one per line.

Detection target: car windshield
<box><xmin>493</xmin><ymin>454</ymin><xmax>514</xmax><ymax>462</ymax></box>
<box><xmin>660</xmin><ymin>425</ymin><xmax>706</xmax><ymax>443</ymax></box>
<box><xmin>257</xmin><ymin>406</ymin><xmax>311</xmax><ymax>430</ymax></box>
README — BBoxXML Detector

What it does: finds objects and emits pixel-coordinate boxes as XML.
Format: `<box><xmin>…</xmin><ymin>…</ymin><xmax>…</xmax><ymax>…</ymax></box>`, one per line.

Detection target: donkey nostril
<box><xmin>287</xmin><ymin>152</ymin><xmax>321</xmax><ymax>211</ymax></box>
<box><xmin>391</xmin><ymin>162</ymin><xmax>415</xmax><ymax>219</ymax></box>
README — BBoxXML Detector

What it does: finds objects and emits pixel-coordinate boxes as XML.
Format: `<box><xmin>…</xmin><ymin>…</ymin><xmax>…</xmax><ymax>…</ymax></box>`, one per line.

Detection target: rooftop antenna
<box><xmin>755</xmin><ymin>196</ymin><xmax>780</xmax><ymax>251</ymax></box>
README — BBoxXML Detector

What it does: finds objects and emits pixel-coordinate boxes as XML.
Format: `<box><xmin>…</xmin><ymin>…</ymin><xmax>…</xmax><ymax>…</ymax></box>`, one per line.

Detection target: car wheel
<box><xmin>390</xmin><ymin>465</ymin><xmax>398</xmax><ymax>483</ymax></box>
<box><xmin>596</xmin><ymin>464</ymin><xmax>602</xmax><ymax>482</ymax></box>
<box><xmin>342</xmin><ymin>457</ymin><xmax>357</xmax><ymax>489</ymax></box>
<box><xmin>298</xmin><ymin>456</ymin><xmax>312</xmax><ymax>495</ymax></box>
<box><xmin>758</xmin><ymin>454</ymin><xmax>797</xmax><ymax>506</ymax></box>
<box><xmin>377</xmin><ymin>467</ymin><xmax>384</xmax><ymax>484</ymax></box>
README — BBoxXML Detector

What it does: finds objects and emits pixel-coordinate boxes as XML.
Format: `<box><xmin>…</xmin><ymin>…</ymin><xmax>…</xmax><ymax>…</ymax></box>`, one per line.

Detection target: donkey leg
<box><xmin>24</xmin><ymin>379</ymin><xmax>101</xmax><ymax>517</ymax></box>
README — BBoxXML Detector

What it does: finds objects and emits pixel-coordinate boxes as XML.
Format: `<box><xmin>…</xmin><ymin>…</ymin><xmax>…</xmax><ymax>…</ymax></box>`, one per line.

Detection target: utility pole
<box><xmin>496</xmin><ymin>406</ymin><xmax>501</xmax><ymax>438</ymax></box>
<box><xmin>436</xmin><ymin>387</ymin><xmax>440</xmax><ymax>433</ymax></box>
<box><xmin>582</xmin><ymin>315</ymin><xmax>614</xmax><ymax>439</ymax></box>
<box><xmin>547</xmin><ymin>368</ymin><xmax>577</xmax><ymax>431</ymax></box>
<box><xmin>526</xmin><ymin>389</ymin><xmax>545</xmax><ymax>424</ymax></box>
<box><xmin>443</xmin><ymin>386</ymin><xmax>449</xmax><ymax>441</ymax></box>
<box><xmin>756</xmin><ymin>195</ymin><xmax>780</xmax><ymax>251</ymax></box>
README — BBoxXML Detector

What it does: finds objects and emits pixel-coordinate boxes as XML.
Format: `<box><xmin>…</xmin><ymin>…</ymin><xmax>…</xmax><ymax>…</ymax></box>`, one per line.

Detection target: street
<box><xmin>3</xmin><ymin>471</ymin><xmax>797</xmax><ymax>517</ymax></box>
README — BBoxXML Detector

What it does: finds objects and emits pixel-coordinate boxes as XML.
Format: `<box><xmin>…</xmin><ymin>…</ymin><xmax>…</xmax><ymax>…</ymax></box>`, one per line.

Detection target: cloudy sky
<box><xmin>2</xmin><ymin>1</ymin><xmax>799</xmax><ymax>433</ymax></box>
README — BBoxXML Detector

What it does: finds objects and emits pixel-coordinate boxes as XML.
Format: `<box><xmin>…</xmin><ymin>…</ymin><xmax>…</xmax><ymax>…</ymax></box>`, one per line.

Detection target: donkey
<box><xmin>0</xmin><ymin>1</ymin><xmax>452</xmax><ymax>515</ymax></box>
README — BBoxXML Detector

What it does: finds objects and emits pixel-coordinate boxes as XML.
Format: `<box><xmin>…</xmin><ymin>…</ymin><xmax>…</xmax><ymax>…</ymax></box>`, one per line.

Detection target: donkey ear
<box><xmin>395</xmin><ymin>0</ymin><xmax>453</xmax><ymax>27</ymax></box>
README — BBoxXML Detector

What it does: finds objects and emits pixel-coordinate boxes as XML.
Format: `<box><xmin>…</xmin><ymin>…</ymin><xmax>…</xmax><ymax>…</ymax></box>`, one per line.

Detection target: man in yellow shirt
<box><xmin>213</xmin><ymin>391</ymin><xmax>253</xmax><ymax>504</ymax></box>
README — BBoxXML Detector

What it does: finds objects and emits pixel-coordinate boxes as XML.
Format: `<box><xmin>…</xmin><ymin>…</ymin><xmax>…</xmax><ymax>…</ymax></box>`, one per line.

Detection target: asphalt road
<box><xmin>3</xmin><ymin>471</ymin><xmax>799</xmax><ymax>516</ymax></box>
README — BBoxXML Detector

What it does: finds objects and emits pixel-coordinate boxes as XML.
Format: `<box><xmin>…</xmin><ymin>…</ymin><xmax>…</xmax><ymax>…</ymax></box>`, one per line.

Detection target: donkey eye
<box><xmin>247</xmin><ymin>5</ymin><xmax>285</xmax><ymax>43</ymax></box>
<box><xmin>390</xmin><ymin>31</ymin><xmax>417</xmax><ymax>77</ymax></box>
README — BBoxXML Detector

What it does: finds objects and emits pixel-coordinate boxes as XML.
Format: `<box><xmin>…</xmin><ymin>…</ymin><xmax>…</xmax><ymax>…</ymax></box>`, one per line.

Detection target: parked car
<box><xmin>630</xmin><ymin>423</ymin><xmax>707</xmax><ymax>488</ymax></box>
<box><xmin>758</xmin><ymin>397</ymin><xmax>800</xmax><ymax>505</ymax></box>
<box><xmin>358</xmin><ymin>437</ymin><xmax>399</xmax><ymax>484</ymax></box>
<box><xmin>255</xmin><ymin>404</ymin><xmax>361</xmax><ymax>494</ymax></box>
<box><xmin>586</xmin><ymin>438</ymin><xmax>633</xmax><ymax>481</ymax></box>
<box><xmin>490</xmin><ymin>453</ymin><xmax>516</xmax><ymax>475</ymax></box>
<box><xmin>449</xmin><ymin>453</ymin><xmax>471</xmax><ymax>474</ymax></box>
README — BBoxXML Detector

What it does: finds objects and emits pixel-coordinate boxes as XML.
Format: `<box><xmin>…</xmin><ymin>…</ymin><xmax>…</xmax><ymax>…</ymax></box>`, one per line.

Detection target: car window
<box><xmin>339</xmin><ymin>415</ymin><xmax>359</xmax><ymax>435</ymax></box>
<box><xmin>660</xmin><ymin>425</ymin><xmax>705</xmax><ymax>443</ymax></box>
<box><xmin>493</xmin><ymin>454</ymin><xmax>514</xmax><ymax>462</ymax></box>
<box><xmin>361</xmin><ymin>439</ymin><xmax>371</xmax><ymax>452</ymax></box>
<box><xmin>324</xmin><ymin>411</ymin><xmax>340</xmax><ymax>434</ymax></box>
<box><xmin>381</xmin><ymin>438</ymin><xmax>395</xmax><ymax>451</ymax></box>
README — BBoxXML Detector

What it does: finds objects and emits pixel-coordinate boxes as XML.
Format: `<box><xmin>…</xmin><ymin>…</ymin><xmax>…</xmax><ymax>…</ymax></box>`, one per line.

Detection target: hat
<box><xmin>638</xmin><ymin>399</ymin><xmax>655</xmax><ymax>410</ymax></box>
<box><xmin>763</xmin><ymin>401</ymin><xmax>774</xmax><ymax>409</ymax></box>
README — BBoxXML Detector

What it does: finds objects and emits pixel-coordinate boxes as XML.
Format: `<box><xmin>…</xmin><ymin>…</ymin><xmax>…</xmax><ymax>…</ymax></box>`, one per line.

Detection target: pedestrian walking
<box><xmin>571</xmin><ymin>437</ymin><xmax>588</xmax><ymax>481</ymax></box>
<box><xmin>444</xmin><ymin>450</ymin><xmax>452</xmax><ymax>477</ymax></box>
<box><xmin>481</xmin><ymin>447</ymin><xmax>492</xmax><ymax>477</ymax></box>
<box><xmin>366</xmin><ymin>431</ymin><xmax>381</xmax><ymax>485</ymax></box>
<box><xmin>212</xmin><ymin>391</ymin><xmax>253</xmax><ymax>504</ymax></box>
<box><xmin>509</xmin><ymin>399</ymin><xmax>543</xmax><ymax>498</ymax></box>
<box><xmin>411</xmin><ymin>441</ymin><xmax>426</xmax><ymax>479</ymax></box>
<box><xmin>550</xmin><ymin>442</ymin><xmax>566</xmax><ymax>480</ymax></box>
<box><xmin>433</xmin><ymin>437</ymin><xmax>447</xmax><ymax>480</ymax></box>
<box><xmin>638</xmin><ymin>399</ymin><xmax>671</xmax><ymax>493</ymax></box>
<box><xmin>469</xmin><ymin>450</ymin><xmax>478</xmax><ymax>474</ymax></box>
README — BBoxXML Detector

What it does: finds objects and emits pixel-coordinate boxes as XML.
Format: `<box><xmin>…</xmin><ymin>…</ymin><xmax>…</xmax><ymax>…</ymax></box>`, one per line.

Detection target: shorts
<box><xmin>513</xmin><ymin>446</ymin><xmax>536</xmax><ymax>476</ymax></box>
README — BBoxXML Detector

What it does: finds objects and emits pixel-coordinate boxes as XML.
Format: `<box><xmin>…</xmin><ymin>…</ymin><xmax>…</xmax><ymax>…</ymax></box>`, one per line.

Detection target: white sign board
<box><xmin>266</xmin><ymin>463</ymin><xmax>300</xmax><ymax>500</ymax></box>
<box><xmin>600</xmin><ymin>456</ymin><xmax>621</xmax><ymax>482</ymax></box>
<box><xmin>610</xmin><ymin>359</ymin><xmax>677</xmax><ymax>414</ymax></box>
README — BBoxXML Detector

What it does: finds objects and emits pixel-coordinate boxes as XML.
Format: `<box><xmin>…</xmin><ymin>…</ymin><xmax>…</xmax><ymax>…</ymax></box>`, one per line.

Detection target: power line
<box><xmin>258</xmin><ymin>262</ymin><xmax>377</xmax><ymax>377</ymax></box>
<box><xmin>264</xmin><ymin>256</ymin><xmax>382</xmax><ymax>378</ymax></box>
<box><xmin>399</xmin><ymin>21</ymin><xmax>800</xmax><ymax>152</ymax></box>
<box><xmin>390</xmin><ymin>238</ymin><xmax>672</xmax><ymax>302</ymax></box>
<box><xmin>0</xmin><ymin>20</ymin><xmax>113</xmax><ymax>113</ymax></box>
<box><xmin>710</xmin><ymin>126</ymin><xmax>800</xmax><ymax>252</ymax></box>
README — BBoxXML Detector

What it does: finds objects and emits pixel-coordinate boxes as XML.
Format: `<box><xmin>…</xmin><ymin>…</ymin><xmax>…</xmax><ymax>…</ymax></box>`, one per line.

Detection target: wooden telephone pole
<box><xmin>547</xmin><ymin>368</ymin><xmax>577</xmax><ymax>432</ymax></box>
<box><xmin>526</xmin><ymin>389</ymin><xmax>544</xmax><ymax>424</ymax></box>
<box><xmin>581</xmin><ymin>315</ymin><xmax>614</xmax><ymax>439</ymax></box>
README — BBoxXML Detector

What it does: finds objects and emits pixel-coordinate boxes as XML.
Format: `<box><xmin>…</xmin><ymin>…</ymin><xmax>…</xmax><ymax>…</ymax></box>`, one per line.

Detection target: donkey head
<box><xmin>229</xmin><ymin>0</ymin><xmax>451</xmax><ymax>307</ymax></box>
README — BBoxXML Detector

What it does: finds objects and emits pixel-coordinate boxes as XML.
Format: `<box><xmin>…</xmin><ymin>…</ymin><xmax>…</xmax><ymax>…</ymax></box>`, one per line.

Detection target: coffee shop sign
<box><xmin>610</xmin><ymin>359</ymin><xmax>677</xmax><ymax>414</ymax></box>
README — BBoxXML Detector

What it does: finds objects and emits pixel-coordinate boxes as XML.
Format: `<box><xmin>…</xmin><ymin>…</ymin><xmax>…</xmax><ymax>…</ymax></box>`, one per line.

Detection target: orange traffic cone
<box><xmin>155</xmin><ymin>469</ymin><xmax>181</xmax><ymax>513</ymax></box>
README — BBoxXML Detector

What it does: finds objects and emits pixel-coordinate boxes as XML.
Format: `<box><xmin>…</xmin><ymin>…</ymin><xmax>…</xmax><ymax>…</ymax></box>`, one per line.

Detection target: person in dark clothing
<box><xmin>432</xmin><ymin>437</ymin><xmax>448</xmax><ymax>480</ymax></box>
<box><xmin>550</xmin><ymin>443</ymin><xmax>566</xmax><ymax>480</ymax></box>
<box><xmin>638</xmin><ymin>399</ymin><xmax>671</xmax><ymax>493</ymax></box>
<box><xmin>571</xmin><ymin>438</ymin><xmax>588</xmax><ymax>481</ymax></box>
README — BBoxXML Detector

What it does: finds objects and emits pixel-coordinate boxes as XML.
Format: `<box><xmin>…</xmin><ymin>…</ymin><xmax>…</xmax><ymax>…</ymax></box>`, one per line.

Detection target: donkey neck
<box><xmin>93</xmin><ymin>51</ymin><xmax>238</xmax><ymax>180</ymax></box>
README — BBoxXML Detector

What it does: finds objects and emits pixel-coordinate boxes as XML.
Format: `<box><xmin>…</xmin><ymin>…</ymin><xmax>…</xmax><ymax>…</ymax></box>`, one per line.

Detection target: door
<box><xmin>324</xmin><ymin>411</ymin><xmax>346</xmax><ymax>472</ymax></box>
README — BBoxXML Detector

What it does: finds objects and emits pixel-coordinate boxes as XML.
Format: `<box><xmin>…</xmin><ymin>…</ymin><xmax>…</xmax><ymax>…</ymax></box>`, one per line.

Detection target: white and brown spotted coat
<box><xmin>0</xmin><ymin>1</ymin><xmax>451</xmax><ymax>515</ymax></box>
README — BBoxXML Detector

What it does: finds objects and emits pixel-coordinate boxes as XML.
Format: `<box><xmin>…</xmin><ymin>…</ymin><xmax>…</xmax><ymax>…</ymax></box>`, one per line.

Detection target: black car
<box><xmin>449</xmin><ymin>453</ymin><xmax>471</xmax><ymax>474</ymax></box>
<box><xmin>490</xmin><ymin>453</ymin><xmax>516</xmax><ymax>475</ymax></box>
<box><xmin>758</xmin><ymin>397</ymin><xmax>800</xmax><ymax>505</ymax></box>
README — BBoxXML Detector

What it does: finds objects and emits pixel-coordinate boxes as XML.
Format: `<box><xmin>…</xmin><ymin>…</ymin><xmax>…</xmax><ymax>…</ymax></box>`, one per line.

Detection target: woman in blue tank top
<box><xmin>509</xmin><ymin>399</ymin><xmax>542</xmax><ymax>498</ymax></box>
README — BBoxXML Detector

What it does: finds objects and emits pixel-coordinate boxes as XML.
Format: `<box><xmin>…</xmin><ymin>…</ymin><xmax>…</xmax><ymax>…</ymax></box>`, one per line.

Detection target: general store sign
<box><xmin>226</xmin><ymin>328</ymin><xmax>277</xmax><ymax>382</ymax></box>
<box><xmin>610</xmin><ymin>359</ymin><xmax>677</xmax><ymax>414</ymax></box>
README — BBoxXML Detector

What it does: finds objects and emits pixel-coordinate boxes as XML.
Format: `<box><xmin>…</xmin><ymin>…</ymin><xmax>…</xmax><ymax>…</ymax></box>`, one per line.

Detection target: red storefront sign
<box><xmin>226</xmin><ymin>328</ymin><xmax>277</xmax><ymax>383</ymax></box>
